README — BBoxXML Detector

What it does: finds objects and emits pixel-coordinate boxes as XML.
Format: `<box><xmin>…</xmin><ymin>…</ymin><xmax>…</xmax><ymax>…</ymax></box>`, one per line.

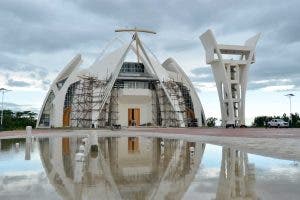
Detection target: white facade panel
<box><xmin>118</xmin><ymin>92</ymin><xmax>152</xmax><ymax>127</ymax></box>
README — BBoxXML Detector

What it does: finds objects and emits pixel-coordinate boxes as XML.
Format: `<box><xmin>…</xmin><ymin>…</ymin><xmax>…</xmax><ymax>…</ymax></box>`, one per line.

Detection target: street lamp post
<box><xmin>285</xmin><ymin>93</ymin><xmax>295</xmax><ymax>127</ymax></box>
<box><xmin>285</xmin><ymin>93</ymin><xmax>295</xmax><ymax>114</ymax></box>
<box><xmin>0</xmin><ymin>88</ymin><xmax>11</xmax><ymax>129</ymax></box>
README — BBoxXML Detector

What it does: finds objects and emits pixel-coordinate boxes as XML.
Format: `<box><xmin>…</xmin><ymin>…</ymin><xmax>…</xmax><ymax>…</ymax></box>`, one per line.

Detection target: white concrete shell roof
<box><xmin>162</xmin><ymin>57</ymin><xmax>206</xmax><ymax>124</ymax></box>
<box><xmin>85</xmin><ymin>42</ymin><xmax>170</xmax><ymax>81</ymax></box>
<box><xmin>37</xmin><ymin>37</ymin><xmax>206</xmax><ymax>127</ymax></box>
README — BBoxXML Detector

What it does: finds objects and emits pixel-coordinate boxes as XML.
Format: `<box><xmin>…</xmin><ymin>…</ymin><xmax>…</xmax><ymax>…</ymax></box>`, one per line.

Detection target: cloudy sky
<box><xmin>0</xmin><ymin>0</ymin><xmax>299</xmax><ymax>124</ymax></box>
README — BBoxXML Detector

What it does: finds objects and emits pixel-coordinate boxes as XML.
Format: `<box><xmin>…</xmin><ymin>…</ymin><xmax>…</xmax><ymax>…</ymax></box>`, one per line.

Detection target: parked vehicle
<box><xmin>267</xmin><ymin>119</ymin><xmax>289</xmax><ymax>128</ymax></box>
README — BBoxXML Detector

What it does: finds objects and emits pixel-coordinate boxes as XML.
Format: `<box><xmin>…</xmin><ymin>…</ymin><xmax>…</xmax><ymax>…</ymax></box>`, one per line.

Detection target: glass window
<box><xmin>39</xmin><ymin>91</ymin><xmax>55</xmax><ymax>127</ymax></box>
<box><xmin>64</xmin><ymin>82</ymin><xmax>78</xmax><ymax>108</ymax></box>
<box><xmin>123</xmin><ymin>81</ymin><xmax>149</xmax><ymax>89</ymax></box>
<box><xmin>120</xmin><ymin>62</ymin><xmax>145</xmax><ymax>73</ymax></box>
<box><xmin>56</xmin><ymin>78</ymin><xmax>67</xmax><ymax>90</ymax></box>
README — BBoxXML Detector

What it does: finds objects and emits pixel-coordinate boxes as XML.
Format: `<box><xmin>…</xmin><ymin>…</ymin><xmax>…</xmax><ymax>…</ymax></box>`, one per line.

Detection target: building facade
<box><xmin>37</xmin><ymin>32</ymin><xmax>206</xmax><ymax>128</ymax></box>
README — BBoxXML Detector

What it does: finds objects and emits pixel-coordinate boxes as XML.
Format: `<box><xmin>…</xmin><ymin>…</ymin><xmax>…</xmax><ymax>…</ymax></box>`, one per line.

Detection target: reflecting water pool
<box><xmin>0</xmin><ymin>135</ymin><xmax>299</xmax><ymax>200</ymax></box>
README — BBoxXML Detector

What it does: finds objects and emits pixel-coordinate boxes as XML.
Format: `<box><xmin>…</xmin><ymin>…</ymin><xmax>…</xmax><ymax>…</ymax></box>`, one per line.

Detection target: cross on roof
<box><xmin>115</xmin><ymin>28</ymin><xmax>156</xmax><ymax>63</ymax></box>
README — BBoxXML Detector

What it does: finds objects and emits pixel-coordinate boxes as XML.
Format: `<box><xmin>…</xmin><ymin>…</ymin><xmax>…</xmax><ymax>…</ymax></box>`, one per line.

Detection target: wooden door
<box><xmin>128</xmin><ymin>108</ymin><xmax>133</xmax><ymax>126</ymax></box>
<box><xmin>128</xmin><ymin>108</ymin><xmax>140</xmax><ymax>126</ymax></box>
<box><xmin>134</xmin><ymin>108</ymin><xmax>140</xmax><ymax>126</ymax></box>
<box><xmin>63</xmin><ymin>107</ymin><xmax>71</xmax><ymax>127</ymax></box>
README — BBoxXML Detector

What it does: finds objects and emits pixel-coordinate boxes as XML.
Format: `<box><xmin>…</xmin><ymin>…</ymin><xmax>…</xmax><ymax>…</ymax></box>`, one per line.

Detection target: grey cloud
<box><xmin>190</xmin><ymin>64</ymin><xmax>300</xmax><ymax>91</ymax></box>
<box><xmin>0</xmin><ymin>1</ymin><xmax>51</xmax><ymax>23</ymax></box>
<box><xmin>0</xmin><ymin>54</ymin><xmax>45</xmax><ymax>73</ymax></box>
<box><xmin>190</xmin><ymin>67</ymin><xmax>214</xmax><ymax>82</ymax></box>
<box><xmin>0</xmin><ymin>54</ymin><xmax>18</xmax><ymax>71</ymax></box>
<box><xmin>163</xmin><ymin>40</ymin><xmax>198</xmax><ymax>52</ymax></box>
<box><xmin>0</xmin><ymin>1</ymin><xmax>113</xmax><ymax>54</ymax></box>
<box><xmin>70</xmin><ymin>0</ymin><xmax>300</xmax><ymax>41</ymax></box>
<box><xmin>0</xmin><ymin>19</ymin><xmax>111</xmax><ymax>53</ymax></box>
<box><xmin>247</xmin><ymin>35</ymin><xmax>300</xmax><ymax>89</ymax></box>
<box><xmin>250</xmin><ymin>62</ymin><xmax>299</xmax><ymax>81</ymax></box>
<box><xmin>3</xmin><ymin>102</ymin><xmax>40</xmax><ymax>113</ymax></box>
<box><xmin>42</xmin><ymin>80</ymin><xmax>51</xmax><ymax>86</ymax></box>
<box><xmin>1</xmin><ymin>0</ymin><xmax>299</xmax><ymax>53</ymax></box>
<box><xmin>41</xmin><ymin>80</ymin><xmax>51</xmax><ymax>90</ymax></box>
<box><xmin>248</xmin><ymin>79</ymin><xmax>294</xmax><ymax>91</ymax></box>
<box><xmin>191</xmin><ymin>76</ymin><xmax>214</xmax><ymax>83</ymax></box>
<box><xmin>69</xmin><ymin>0</ymin><xmax>167</xmax><ymax>30</ymax></box>
<box><xmin>0</xmin><ymin>0</ymin><xmax>299</xmax><ymax>91</ymax></box>
<box><xmin>191</xmin><ymin>67</ymin><xmax>212</xmax><ymax>76</ymax></box>
<box><xmin>0</xmin><ymin>54</ymin><xmax>52</xmax><ymax>90</ymax></box>
<box><xmin>6</xmin><ymin>79</ymin><xmax>31</xmax><ymax>87</ymax></box>
<box><xmin>3</xmin><ymin>102</ymin><xmax>28</xmax><ymax>108</ymax></box>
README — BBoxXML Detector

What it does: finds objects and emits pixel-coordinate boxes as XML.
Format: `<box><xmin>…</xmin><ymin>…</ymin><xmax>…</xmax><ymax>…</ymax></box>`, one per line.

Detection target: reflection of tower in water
<box><xmin>38</xmin><ymin>136</ymin><xmax>206</xmax><ymax>200</ymax></box>
<box><xmin>216</xmin><ymin>148</ymin><xmax>257</xmax><ymax>200</ymax></box>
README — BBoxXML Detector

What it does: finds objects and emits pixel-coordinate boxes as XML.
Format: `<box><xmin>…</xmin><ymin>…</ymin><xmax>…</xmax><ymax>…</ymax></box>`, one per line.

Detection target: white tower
<box><xmin>200</xmin><ymin>30</ymin><xmax>260</xmax><ymax>127</ymax></box>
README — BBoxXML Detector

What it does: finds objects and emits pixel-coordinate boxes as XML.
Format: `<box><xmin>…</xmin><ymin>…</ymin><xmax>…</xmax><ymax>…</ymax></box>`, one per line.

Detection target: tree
<box><xmin>206</xmin><ymin>117</ymin><xmax>217</xmax><ymax>127</ymax></box>
<box><xmin>253</xmin><ymin>116</ymin><xmax>273</xmax><ymax>127</ymax></box>
<box><xmin>1</xmin><ymin>109</ymin><xmax>37</xmax><ymax>131</ymax></box>
<box><xmin>290</xmin><ymin>113</ymin><xmax>300</xmax><ymax>128</ymax></box>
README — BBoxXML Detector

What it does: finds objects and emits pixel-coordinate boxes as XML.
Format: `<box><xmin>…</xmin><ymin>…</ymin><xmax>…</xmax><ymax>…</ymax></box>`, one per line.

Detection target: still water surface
<box><xmin>0</xmin><ymin>135</ymin><xmax>299</xmax><ymax>200</ymax></box>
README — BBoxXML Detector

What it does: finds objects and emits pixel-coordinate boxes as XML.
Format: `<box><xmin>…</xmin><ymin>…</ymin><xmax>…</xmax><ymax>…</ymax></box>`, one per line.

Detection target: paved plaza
<box><xmin>1</xmin><ymin>128</ymin><xmax>300</xmax><ymax>161</ymax></box>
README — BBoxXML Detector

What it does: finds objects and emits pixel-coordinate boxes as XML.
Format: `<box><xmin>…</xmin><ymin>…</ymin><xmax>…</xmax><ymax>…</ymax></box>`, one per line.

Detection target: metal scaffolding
<box><xmin>151</xmin><ymin>80</ymin><xmax>198</xmax><ymax>127</ymax></box>
<box><xmin>154</xmin><ymin>80</ymin><xmax>186</xmax><ymax>127</ymax></box>
<box><xmin>176</xmin><ymin>82</ymin><xmax>197</xmax><ymax>127</ymax></box>
<box><xmin>65</xmin><ymin>75</ymin><xmax>194</xmax><ymax>128</ymax></box>
<box><xmin>70</xmin><ymin>75</ymin><xmax>117</xmax><ymax>128</ymax></box>
<box><xmin>108</xmin><ymin>87</ymin><xmax>119</xmax><ymax>126</ymax></box>
<box><xmin>151</xmin><ymin>81</ymin><xmax>161</xmax><ymax>126</ymax></box>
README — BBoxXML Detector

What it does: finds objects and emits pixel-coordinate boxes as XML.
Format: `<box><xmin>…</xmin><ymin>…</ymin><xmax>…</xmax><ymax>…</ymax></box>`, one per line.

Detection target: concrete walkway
<box><xmin>1</xmin><ymin>127</ymin><xmax>300</xmax><ymax>161</ymax></box>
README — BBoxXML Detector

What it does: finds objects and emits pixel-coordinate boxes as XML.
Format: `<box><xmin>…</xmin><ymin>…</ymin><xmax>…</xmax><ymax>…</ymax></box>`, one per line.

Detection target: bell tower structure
<box><xmin>200</xmin><ymin>30</ymin><xmax>260</xmax><ymax>127</ymax></box>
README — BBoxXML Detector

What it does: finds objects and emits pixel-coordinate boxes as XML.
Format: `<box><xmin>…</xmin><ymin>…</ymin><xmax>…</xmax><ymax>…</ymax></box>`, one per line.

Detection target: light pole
<box><xmin>285</xmin><ymin>93</ymin><xmax>295</xmax><ymax>114</ymax></box>
<box><xmin>0</xmin><ymin>88</ymin><xmax>11</xmax><ymax>128</ymax></box>
<box><xmin>285</xmin><ymin>93</ymin><xmax>295</xmax><ymax>127</ymax></box>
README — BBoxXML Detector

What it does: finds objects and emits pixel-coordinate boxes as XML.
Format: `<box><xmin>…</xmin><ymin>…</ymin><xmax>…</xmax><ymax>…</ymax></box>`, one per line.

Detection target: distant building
<box><xmin>200</xmin><ymin>30</ymin><xmax>260</xmax><ymax>127</ymax></box>
<box><xmin>37</xmin><ymin>30</ymin><xmax>205</xmax><ymax>128</ymax></box>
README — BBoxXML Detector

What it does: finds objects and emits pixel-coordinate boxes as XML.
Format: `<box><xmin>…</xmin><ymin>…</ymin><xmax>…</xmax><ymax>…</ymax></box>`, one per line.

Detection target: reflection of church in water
<box><xmin>38</xmin><ymin>136</ymin><xmax>205</xmax><ymax>200</ymax></box>
<box><xmin>37</xmin><ymin>136</ymin><xmax>257</xmax><ymax>200</ymax></box>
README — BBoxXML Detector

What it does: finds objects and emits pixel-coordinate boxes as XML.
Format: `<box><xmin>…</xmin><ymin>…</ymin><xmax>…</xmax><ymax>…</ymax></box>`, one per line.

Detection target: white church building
<box><xmin>37</xmin><ymin>29</ymin><xmax>206</xmax><ymax>128</ymax></box>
